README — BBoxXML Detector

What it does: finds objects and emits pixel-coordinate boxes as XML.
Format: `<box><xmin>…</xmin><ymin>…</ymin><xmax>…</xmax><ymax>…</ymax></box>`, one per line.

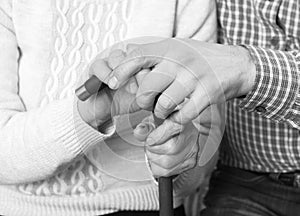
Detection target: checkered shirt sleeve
<box><xmin>239</xmin><ymin>46</ymin><xmax>300</xmax><ymax>129</ymax></box>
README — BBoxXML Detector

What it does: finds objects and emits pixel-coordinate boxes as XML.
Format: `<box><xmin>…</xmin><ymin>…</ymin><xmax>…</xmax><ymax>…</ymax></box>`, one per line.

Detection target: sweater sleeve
<box><xmin>0</xmin><ymin>1</ymin><xmax>115</xmax><ymax>184</ymax></box>
<box><xmin>239</xmin><ymin>46</ymin><xmax>300</xmax><ymax>129</ymax></box>
<box><xmin>174</xmin><ymin>0</ymin><xmax>217</xmax><ymax>42</ymax></box>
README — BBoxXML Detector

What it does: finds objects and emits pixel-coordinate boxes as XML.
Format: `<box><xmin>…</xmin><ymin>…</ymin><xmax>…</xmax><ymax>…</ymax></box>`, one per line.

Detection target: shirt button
<box><xmin>285</xmin><ymin>40</ymin><xmax>291</xmax><ymax>51</ymax></box>
<box><xmin>295</xmin><ymin>119</ymin><xmax>300</xmax><ymax>125</ymax></box>
<box><xmin>256</xmin><ymin>106</ymin><xmax>266</xmax><ymax>113</ymax></box>
<box><xmin>270</xmin><ymin>37</ymin><xmax>279</xmax><ymax>47</ymax></box>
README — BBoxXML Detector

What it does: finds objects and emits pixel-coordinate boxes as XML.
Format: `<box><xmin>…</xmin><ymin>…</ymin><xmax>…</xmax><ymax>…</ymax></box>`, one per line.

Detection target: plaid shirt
<box><xmin>217</xmin><ymin>0</ymin><xmax>300</xmax><ymax>172</ymax></box>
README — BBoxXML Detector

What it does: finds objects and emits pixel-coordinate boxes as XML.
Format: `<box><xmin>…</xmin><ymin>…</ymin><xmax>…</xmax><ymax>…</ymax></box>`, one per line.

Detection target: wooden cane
<box><xmin>152</xmin><ymin>96</ymin><xmax>174</xmax><ymax>216</ymax></box>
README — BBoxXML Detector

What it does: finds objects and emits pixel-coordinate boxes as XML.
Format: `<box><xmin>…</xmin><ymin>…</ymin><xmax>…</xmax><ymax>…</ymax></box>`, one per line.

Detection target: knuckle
<box><xmin>184</xmin><ymin>109</ymin><xmax>196</xmax><ymax>119</ymax></box>
<box><xmin>159</xmin><ymin>169</ymin><xmax>171</xmax><ymax>177</ymax></box>
<box><xmin>128</xmin><ymin>48</ymin><xmax>145</xmax><ymax>63</ymax></box>
<box><xmin>153</xmin><ymin>171</ymin><xmax>162</xmax><ymax>178</ymax></box>
<box><xmin>114</xmin><ymin>64</ymin><xmax>127</xmax><ymax>80</ymax></box>
<box><xmin>160</xmin><ymin>157</ymin><xmax>173</xmax><ymax>169</ymax></box>
<box><xmin>150</xmin><ymin>166</ymin><xmax>159</xmax><ymax>177</ymax></box>
<box><xmin>136</xmin><ymin>95</ymin><xmax>153</xmax><ymax>109</ymax></box>
<box><xmin>152</xmin><ymin>166</ymin><xmax>168</xmax><ymax>178</ymax></box>
<box><xmin>182</xmin><ymin>55</ymin><xmax>199</xmax><ymax>73</ymax></box>
<box><xmin>89</xmin><ymin>60</ymin><xmax>103</xmax><ymax>75</ymax></box>
<box><xmin>174</xmin><ymin>123</ymin><xmax>184</xmax><ymax>135</ymax></box>
<box><xmin>179</xmin><ymin>110</ymin><xmax>196</xmax><ymax>124</ymax></box>
<box><xmin>181</xmin><ymin>157</ymin><xmax>197</xmax><ymax>171</ymax></box>
<box><xmin>108</xmin><ymin>50</ymin><xmax>125</xmax><ymax>68</ymax></box>
<box><xmin>165</xmin><ymin>141</ymin><xmax>177</xmax><ymax>155</ymax></box>
<box><xmin>165</xmin><ymin>120</ymin><xmax>182</xmax><ymax>135</ymax></box>
<box><xmin>170</xmin><ymin>112</ymin><xmax>182</xmax><ymax>123</ymax></box>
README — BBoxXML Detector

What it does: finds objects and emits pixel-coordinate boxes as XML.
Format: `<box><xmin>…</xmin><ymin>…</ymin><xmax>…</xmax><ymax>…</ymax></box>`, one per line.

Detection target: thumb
<box><xmin>107</xmin><ymin>41</ymin><xmax>166</xmax><ymax>89</ymax></box>
<box><xmin>89</xmin><ymin>58</ymin><xmax>112</xmax><ymax>83</ymax></box>
<box><xmin>134</xmin><ymin>116</ymin><xmax>155</xmax><ymax>141</ymax></box>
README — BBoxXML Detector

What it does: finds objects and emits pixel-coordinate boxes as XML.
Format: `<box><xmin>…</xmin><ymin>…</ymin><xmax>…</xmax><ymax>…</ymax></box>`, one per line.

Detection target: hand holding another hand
<box><xmin>105</xmin><ymin>38</ymin><xmax>256</xmax><ymax>125</ymax></box>
<box><xmin>133</xmin><ymin>115</ymin><xmax>200</xmax><ymax>177</ymax></box>
<box><xmin>77</xmin><ymin>50</ymin><xmax>150</xmax><ymax>128</ymax></box>
<box><xmin>133</xmin><ymin>104</ymin><xmax>223</xmax><ymax>177</ymax></box>
<box><xmin>77</xmin><ymin>38</ymin><xmax>225</xmax><ymax>177</ymax></box>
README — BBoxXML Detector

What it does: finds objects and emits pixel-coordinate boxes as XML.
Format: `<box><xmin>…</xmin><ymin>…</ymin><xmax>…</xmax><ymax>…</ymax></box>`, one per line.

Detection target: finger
<box><xmin>107</xmin><ymin>50</ymin><xmax>139</xmax><ymax>95</ymax></box>
<box><xmin>197</xmin><ymin>105</ymin><xmax>213</xmax><ymax>127</ymax></box>
<box><xmin>134</xmin><ymin>123</ymin><xmax>152</xmax><ymax>142</ymax></box>
<box><xmin>128</xmin><ymin>98</ymin><xmax>141</xmax><ymax>115</ymax></box>
<box><xmin>135</xmin><ymin>68</ymin><xmax>150</xmax><ymax>86</ymax></box>
<box><xmin>136</xmin><ymin>63</ymin><xmax>176</xmax><ymax>110</ymax></box>
<box><xmin>89</xmin><ymin>59</ymin><xmax>112</xmax><ymax>84</ymax></box>
<box><xmin>170</xmin><ymin>85</ymin><xmax>210</xmax><ymax>124</ymax></box>
<box><xmin>146</xmin><ymin>119</ymin><xmax>183</xmax><ymax>146</ymax></box>
<box><xmin>124</xmin><ymin>68</ymin><xmax>150</xmax><ymax>95</ymax></box>
<box><xmin>192</xmin><ymin>105</ymin><xmax>222</xmax><ymax>137</ymax></box>
<box><xmin>134</xmin><ymin>117</ymin><xmax>156</xmax><ymax>141</ymax></box>
<box><xmin>146</xmin><ymin>135</ymin><xmax>190</xmax><ymax>167</ymax></box>
<box><xmin>124</xmin><ymin>77</ymin><xmax>139</xmax><ymax>94</ymax></box>
<box><xmin>107</xmin><ymin>49</ymin><xmax>126</xmax><ymax>69</ymax></box>
<box><xmin>147</xmin><ymin>124</ymin><xmax>200</xmax><ymax>177</ymax></box>
<box><xmin>107</xmin><ymin>41</ymin><xmax>169</xmax><ymax>89</ymax></box>
<box><xmin>155</xmin><ymin>75</ymin><xmax>195</xmax><ymax>119</ymax></box>
<box><xmin>149</xmin><ymin>162</ymin><xmax>173</xmax><ymax>178</ymax></box>
<box><xmin>149</xmin><ymin>154</ymin><xmax>197</xmax><ymax>177</ymax></box>
<box><xmin>147</xmin><ymin>135</ymin><xmax>180</xmax><ymax>155</ymax></box>
<box><xmin>178</xmin><ymin>156</ymin><xmax>198</xmax><ymax>173</ymax></box>
<box><xmin>147</xmin><ymin>150</ymin><xmax>180</xmax><ymax>172</ymax></box>
<box><xmin>148</xmin><ymin>127</ymin><xmax>198</xmax><ymax>156</ymax></box>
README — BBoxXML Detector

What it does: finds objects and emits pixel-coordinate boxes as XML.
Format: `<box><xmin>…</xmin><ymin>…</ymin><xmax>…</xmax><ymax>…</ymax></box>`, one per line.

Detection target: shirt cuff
<box><xmin>239</xmin><ymin>45</ymin><xmax>300</xmax><ymax>125</ymax></box>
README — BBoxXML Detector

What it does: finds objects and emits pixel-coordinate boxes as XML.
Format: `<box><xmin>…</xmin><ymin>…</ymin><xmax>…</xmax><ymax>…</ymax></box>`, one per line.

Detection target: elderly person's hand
<box><xmin>133</xmin><ymin>105</ymin><xmax>223</xmax><ymax>177</ymax></box>
<box><xmin>77</xmin><ymin>50</ymin><xmax>149</xmax><ymax>128</ymax></box>
<box><xmin>135</xmin><ymin>117</ymin><xmax>199</xmax><ymax>177</ymax></box>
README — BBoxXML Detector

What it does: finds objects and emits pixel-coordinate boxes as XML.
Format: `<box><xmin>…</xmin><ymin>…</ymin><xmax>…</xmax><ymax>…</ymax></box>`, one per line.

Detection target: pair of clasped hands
<box><xmin>78</xmin><ymin>38</ymin><xmax>256</xmax><ymax>177</ymax></box>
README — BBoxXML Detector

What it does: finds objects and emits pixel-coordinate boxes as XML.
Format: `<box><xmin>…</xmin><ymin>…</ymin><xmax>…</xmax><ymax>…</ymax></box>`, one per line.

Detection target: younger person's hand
<box><xmin>105</xmin><ymin>38</ymin><xmax>255</xmax><ymax>125</ymax></box>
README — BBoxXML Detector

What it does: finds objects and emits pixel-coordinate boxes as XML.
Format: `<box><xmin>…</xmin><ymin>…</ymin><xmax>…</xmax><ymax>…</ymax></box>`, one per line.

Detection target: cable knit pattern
<box><xmin>41</xmin><ymin>0</ymin><xmax>69</xmax><ymax>107</ymax></box>
<box><xmin>18</xmin><ymin>0</ymin><xmax>133</xmax><ymax>197</ymax></box>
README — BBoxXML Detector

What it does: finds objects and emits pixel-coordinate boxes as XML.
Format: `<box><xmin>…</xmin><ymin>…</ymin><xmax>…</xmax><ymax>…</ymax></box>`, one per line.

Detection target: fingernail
<box><xmin>108</xmin><ymin>76</ymin><xmax>118</xmax><ymax>89</ymax></box>
<box><xmin>146</xmin><ymin>137</ymin><xmax>156</xmax><ymax>146</ymax></box>
<box><xmin>134</xmin><ymin>123</ymin><xmax>150</xmax><ymax>141</ymax></box>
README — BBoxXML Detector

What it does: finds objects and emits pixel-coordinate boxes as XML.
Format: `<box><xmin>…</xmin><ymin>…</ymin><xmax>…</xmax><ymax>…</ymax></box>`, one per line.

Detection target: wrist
<box><xmin>234</xmin><ymin>45</ymin><xmax>256</xmax><ymax>97</ymax></box>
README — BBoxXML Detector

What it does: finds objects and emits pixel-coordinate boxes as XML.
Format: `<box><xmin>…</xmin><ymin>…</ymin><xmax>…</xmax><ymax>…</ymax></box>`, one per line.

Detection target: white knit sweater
<box><xmin>0</xmin><ymin>0</ymin><xmax>217</xmax><ymax>215</ymax></box>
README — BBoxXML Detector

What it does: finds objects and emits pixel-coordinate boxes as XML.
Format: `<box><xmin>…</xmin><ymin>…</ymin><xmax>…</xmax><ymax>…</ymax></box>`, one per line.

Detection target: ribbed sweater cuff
<box><xmin>47</xmin><ymin>96</ymin><xmax>116</xmax><ymax>162</ymax></box>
